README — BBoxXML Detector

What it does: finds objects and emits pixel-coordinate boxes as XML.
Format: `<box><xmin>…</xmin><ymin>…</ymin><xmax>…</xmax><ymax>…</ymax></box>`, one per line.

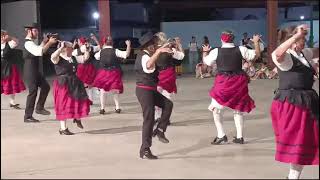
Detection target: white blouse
<box><xmin>271</xmin><ymin>48</ymin><xmax>315</xmax><ymax>71</ymax></box>
<box><xmin>203</xmin><ymin>43</ymin><xmax>256</xmax><ymax>66</ymax></box>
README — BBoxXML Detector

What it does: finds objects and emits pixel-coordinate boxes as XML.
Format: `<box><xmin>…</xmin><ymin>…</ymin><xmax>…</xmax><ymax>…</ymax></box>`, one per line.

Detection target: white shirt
<box><xmin>94</xmin><ymin>45</ymin><xmax>128</xmax><ymax>60</ymax></box>
<box><xmin>171</xmin><ymin>48</ymin><xmax>185</xmax><ymax>60</ymax></box>
<box><xmin>24</xmin><ymin>37</ymin><xmax>43</xmax><ymax>57</ymax></box>
<box><xmin>141</xmin><ymin>49</ymin><xmax>185</xmax><ymax>74</ymax></box>
<box><xmin>1</xmin><ymin>40</ymin><xmax>18</xmax><ymax>57</ymax></box>
<box><xmin>72</xmin><ymin>45</ymin><xmax>100</xmax><ymax>57</ymax></box>
<box><xmin>203</xmin><ymin>42</ymin><xmax>256</xmax><ymax>66</ymax></box>
<box><xmin>271</xmin><ymin>48</ymin><xmax>315</xmax><ymax>71</ymax></box>
<box><xmin>141</xmin><ymin>50</ymin><xmax>155</xmax><ymax>74</ymax></box>
<box><xmin>51</xmin><ymin>51</ymin><xmax>86</xmax><ymax>64</ymax></box>
<box><xmin>189</xmin><ymin>42</ymin><xmax>198</xmax><ymax>52</ymax></box>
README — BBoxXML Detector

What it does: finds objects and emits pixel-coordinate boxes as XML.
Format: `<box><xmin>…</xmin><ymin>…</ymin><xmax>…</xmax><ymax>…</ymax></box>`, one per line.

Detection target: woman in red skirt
<box><xmin>72</xmin><ymin>35</ymin><xmax>100</xmax><ymax>102</ymax></box>
<box><xmin>271</xmin><ymin>24</ymin><xmax>319</xmax><ymax>179</ymax></box>
<box><xmin>51</xmin><ymin>41</ymin><xmax>92</xmax><ymax>135</ymax></box>
<box><xmin>93</xmin><ymin>36</ymin><xmax>131</xmax><ymax>114</ymax></box>
<box><xmin>153</xmin><ymin>33</ymin><xmax>185</xmax><ymax>124</ymax></box>
<box><xmin>202</xmin><ymin>30</ymin><xmax>261</xmax><ymax>145</ymax></box>
<box><xmin>1</xmin><ymin>30</ymin><xmax>26</xmax><ymax>109</ymax></box>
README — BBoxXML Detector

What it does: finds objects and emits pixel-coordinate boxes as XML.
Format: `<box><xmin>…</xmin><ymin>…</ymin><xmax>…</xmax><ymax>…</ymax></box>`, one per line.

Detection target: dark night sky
<box><xmin>40</xmin><ymin>0</ymin><xmax>98</xmax><ymax>29</ymax></box>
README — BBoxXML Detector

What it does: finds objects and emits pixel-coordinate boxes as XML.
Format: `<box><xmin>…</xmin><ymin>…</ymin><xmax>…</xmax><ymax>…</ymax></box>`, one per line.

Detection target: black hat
<box><xmin>139</xmin><ymin>31</ymin><xmax>155</xmax><ymax>48</ymax></box>
<box><xmin>24</xmin><ymin>22</ymin><xmax>40</xmax><ymax>29</ymax></box>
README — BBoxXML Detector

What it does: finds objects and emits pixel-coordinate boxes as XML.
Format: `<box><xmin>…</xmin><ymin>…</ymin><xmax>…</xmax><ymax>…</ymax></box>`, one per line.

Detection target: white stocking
<box><xmin>213</xmin><ymin>108</ymin><xmax>225</xmax><ymax>138</ymax></box>
<box><xmin>234</xmin><ymin>111</ymin><xmax>244</xmax><ymax>138</ymax></box>
<box><xmin>60</xmin><ymin>121</ymin><xmax>67</xmax><ymax>130</ymax></box>
<box><xmin>86</xmin><ymin>87</ymin><xmax>93</xmax><ymax>102</ymax></box>
<box><xmin>288</xmin><ymin>164</ymin><xmax>303</xmax><ymax>179</ymax></box>
<box><xmin>113</xmin><ymin>93</ymin><xmax>120</xmax><ymax>110</ymax></box>
<box><xmin>155</xmin><ymin>106</ymin><xmax>162</xmax><ymax>120</ymax></box>
<box><xmin>100</xmin><ymin>89</ymin><xmax>106</xmax><ymax>110</ymax></box>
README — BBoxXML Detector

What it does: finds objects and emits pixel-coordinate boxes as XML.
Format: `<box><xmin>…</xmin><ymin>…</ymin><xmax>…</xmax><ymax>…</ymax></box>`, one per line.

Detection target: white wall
<box><xmin>161</xmin><ymin>20</ymin><xmax>267</xmax><ymax>48</ymax></box>
<box><xmin>161</xmin><ymin>19</ymin><xmax>319</xmax><ymax>49</ymax></box>
<box><xmin>1</xmin><ymin>0</ymin><xmax>38</xmax><ymax>49</ymax></box>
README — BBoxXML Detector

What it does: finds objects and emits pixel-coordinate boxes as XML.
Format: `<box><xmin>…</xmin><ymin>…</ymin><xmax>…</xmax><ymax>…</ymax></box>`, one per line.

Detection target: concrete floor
<box><xmin>1</xmin><ymin>73</ymin><xmax>319</xmax><ymax>179</ymax></box>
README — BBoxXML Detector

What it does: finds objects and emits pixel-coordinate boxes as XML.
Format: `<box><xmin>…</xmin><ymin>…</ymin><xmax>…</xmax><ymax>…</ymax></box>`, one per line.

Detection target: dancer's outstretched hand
<box><xmin>202</xmin><ymin>44</ymin><xmax>210</xmax><ymax>52</ymax></box>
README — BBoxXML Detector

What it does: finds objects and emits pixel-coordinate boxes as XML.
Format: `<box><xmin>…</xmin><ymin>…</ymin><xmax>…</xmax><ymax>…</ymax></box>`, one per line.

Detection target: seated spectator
<box><xmin>254</xmin><ymin>62</ymin><xmax>268</xmax><ymax>79</ymax></box>
<box><xmin>268</xmin><ymin>67</ymin><xmax>279</xmax><ymax>79</ymax></box>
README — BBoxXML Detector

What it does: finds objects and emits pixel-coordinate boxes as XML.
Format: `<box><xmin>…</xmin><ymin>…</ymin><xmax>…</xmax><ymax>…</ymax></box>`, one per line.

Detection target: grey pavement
<box><xmin>1</xmin><ymin>73</ymin><xmax>319</xmax><ymax>179</ymax></box>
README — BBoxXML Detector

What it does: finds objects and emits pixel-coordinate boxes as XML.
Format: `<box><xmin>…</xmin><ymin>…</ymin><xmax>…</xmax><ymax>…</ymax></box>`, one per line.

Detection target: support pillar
<box><xmin>98</xmin><ymin>0</ymin><xmax>111</xmax><ymax>38</ymax></box>
<box><xmin>267</xmin><ymin>0</ymin><xmax>278</xmax><ymax>68</ymax></box>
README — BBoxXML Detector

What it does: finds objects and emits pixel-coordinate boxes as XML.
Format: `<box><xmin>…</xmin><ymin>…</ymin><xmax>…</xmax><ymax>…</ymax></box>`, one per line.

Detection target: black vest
<box><xmin>100</xmin><ymin>48</ymin><xmax>120</xmax><ymax>69</ymax></box>
<box><xmin>156</xmin><ymin>53</ymin><xmax>175</xmax><ymax>70</ymax></box>
<box><xmin>216</xmin><ymin>47</ymin><xmax>243</xmax><ymax>73</ymax></box>
<box><xmin>54</xmin><ymin>56</ymin><xmax>78</xmax><ymax>76</ymax></box>
<box><xmin>55</xmin><ymin>56</ymin><xmax>87</xmax><ymax>100</ymax></box>
<box><xmin>135</xmin><ymin>51</ymin><xmax>159</xmax><ymax>87</ymax></box>
<box><xmin>23</xmin><ymin>39</ymin><xmax>41</xmax><ymax>81</ymax></box>
<box><xmin>278</xmin><ymin>53</ymin><xmax>315</xmax><ymax>90</ymax></box>
<box><xmin>274</xmin><ymin>52</ymin><xmax>319</xmax><ymax>121</ymax></box>
<box><xmin>1</xmin><ymin>42</ymin><xmax>12</xmax><ymax>79</ymax></box>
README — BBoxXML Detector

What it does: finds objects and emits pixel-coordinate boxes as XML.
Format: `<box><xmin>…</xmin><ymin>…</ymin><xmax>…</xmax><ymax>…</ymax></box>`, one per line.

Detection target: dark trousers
<box><xmin>136</xmin><ymin>87</ymin><xmax>173</xmax><ymax>150</ymax></box>
<box><xmin>24</xmin><ymin>75</ymin><xmax>50</xmax><ymax>119</ymax></box>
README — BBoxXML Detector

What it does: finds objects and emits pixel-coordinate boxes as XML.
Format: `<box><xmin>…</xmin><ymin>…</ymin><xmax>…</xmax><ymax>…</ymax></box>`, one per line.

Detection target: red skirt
<box><xmin>1</xmin><ymin>65</ymin><xmax>26</xmax><ymax>95</ymax></box>
<box><xmin>158</xmin><ymin>67</ymin><xmax>177</xmax><ymax>93</ymax></box>
<box><xmin>76</xmin><ymin>63</ymin><xmax>96</xmax><ymax>85</ymax></box>
<box><xmin>53</xmin><ymin>80</ymin><xmax>91</xmax><ymax>121</ymax></box>
<box><xmin>271</xmin><ymin>100</ymin><xmax>319</xmax><ymax>165</ymax></box>
<box><xmin>209</xmin><ymin>74</ymin><xmax>255</xmax><ymax>113</ymax></box>
<box><xmin>92</xmin><ymin>68</ymin><xmax>123</xmax><ymax>93</ymax></box>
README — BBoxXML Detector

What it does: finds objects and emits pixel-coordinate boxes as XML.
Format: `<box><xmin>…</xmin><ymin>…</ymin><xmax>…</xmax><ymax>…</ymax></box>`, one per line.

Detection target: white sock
<box><xmin>100</xmin><ymin>89</ymin><xmax>106</xmax><ymax>110</ymax></box>
<box><xmin>213</xmin><ymin>109</ymin><xmax>225</xmax><ymax>138</ymax></box>
<box><xmin>155</xmin><ymin>106</ymin><xmax>162</xmax><ymax>120</ymax></box>
<box><xmin>60</xmin><ymin>121</ymin><xmax>67</xmax><ymax>130</ymax></box>
<box><xmin>86</xmin><ymin>87</ymin><xmax>93</xmax><ymax>102</ymax></box>
<box><xmin>234</xmin><ymin>111</ymin><xmax>244</xmax><ymax>138</ymax></box>
<box><xmin>113</xmin><ymin>93</ymin><xmax>120</xmax><ymax>110</ymax></box>
<box><xmin>9</xmin><ymin>94</ymin><xmax>15</xmax><ymax>105</ymax></box>
<box><xmin>288</xmin><ymin>164</ymin><xmax>303</xmax><ymax>179</ymax></box>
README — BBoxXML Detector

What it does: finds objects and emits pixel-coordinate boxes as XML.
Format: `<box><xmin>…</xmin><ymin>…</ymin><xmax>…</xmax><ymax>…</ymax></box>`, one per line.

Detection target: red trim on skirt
<box><xmin>271</xmin><ymin>99</ymin><xmax>319</xmax><ymax>165</ymax></box>
<box><xmin>1</xmin><ymin>65</ymin><xmax>26</xmax><ymax>95</ymax></box>
<box><xmin>53</xmin><ymin>80</ymin><xmax>91</xmax><ymax>121</ymax></box>
<box><xmin>137</xmin><ymin>85</ymin><xmax>157</xmax><ymax>91</ymax></box>
<box><xmin>209</xmin><ymin>74</ymin><xmax>255</xmax><ymax>113</ymax></box>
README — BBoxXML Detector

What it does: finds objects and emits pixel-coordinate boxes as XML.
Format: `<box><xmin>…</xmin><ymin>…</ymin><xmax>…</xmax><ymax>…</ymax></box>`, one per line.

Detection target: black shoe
<box><xmin>211</xmin><ymin>135</ymin><xmax>228</xmax><ymax>145</ymax></box>
<box><xmin>35</xmin><ymin>109</ymin><xmax>50</xmax><ymax>115</ymax></box>
<box><xmin>73</xmin><ymin>119</ymin><xmax>83</xmax><ymax>129</ymax></box>
<box><xmin>232</xmin><ymin>137</ymin><xmax>244</xmax><ymax>144</ymax></box>
<box><xmin>59</xmin><ymin>128</ymin><xmax>74</xmax><ymax>135</ymax></box>
<box><xmin>139</xmin><ymin>148</ymin><xmax>158</xmax><ymax>159</ymax></box>
<box><xmin>153</xmin><ymin>129</ymin><xmax>169</xmax><ymax>143</ymax></box>
<box><xmin>99</xmin><ymin>109</ymin><xmax>105</xmax><ymax>115</ymax></box>
<box><xmin>24</xmin><ymin>117</ymin><xmax>40</xmax><ymax>123</ymax></box>
<box><xmin>10</xmin><ymin>104</ymin><xmax>21</xmax><ymax>109</ymax></box>
<box><xmin>115</xmin><ymin>109</ymin><xmax>121</xmax><ymax>114</ymax></box>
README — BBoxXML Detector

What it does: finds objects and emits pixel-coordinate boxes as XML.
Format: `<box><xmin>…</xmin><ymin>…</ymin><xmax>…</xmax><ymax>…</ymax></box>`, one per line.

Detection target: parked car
<box><xmin>113</xmin><ymin>37</ymin><xmax>140</xmax><ymax>64</ymax></box>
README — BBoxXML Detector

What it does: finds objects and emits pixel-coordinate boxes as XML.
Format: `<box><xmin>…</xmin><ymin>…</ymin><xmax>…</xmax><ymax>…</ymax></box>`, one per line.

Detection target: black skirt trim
<box><xmin>274</xmin><ymin>89</ymin><xmax>319</xmax><ymax>121</ymax></box>
<box><xmin>56</xmin><ymin>74</ymin><xmax>88</xmax><ymax>100</ymax></box>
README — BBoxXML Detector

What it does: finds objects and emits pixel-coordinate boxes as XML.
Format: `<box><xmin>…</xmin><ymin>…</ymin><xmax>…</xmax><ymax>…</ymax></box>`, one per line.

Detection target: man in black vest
<box><xmin>135</xmin><ymin>32</ymin><xmax>173</xmax><ymax>159</ymax></box>
<box><xmin>23</xmin><ymin>23</ymin><xmax>57</xmax><ymax>123</ymax></box>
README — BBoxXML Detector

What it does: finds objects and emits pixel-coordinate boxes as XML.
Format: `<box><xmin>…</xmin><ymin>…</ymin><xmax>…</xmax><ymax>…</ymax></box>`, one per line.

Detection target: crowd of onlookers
<box><xmin>190</xmin><ymin>33</ymin><xmax>319</xmax><ymax>80</ymax></box>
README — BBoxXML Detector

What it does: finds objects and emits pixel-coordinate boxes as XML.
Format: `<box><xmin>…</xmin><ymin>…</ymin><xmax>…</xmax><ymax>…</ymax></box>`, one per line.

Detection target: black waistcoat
<box><xmin>135</xmin><ymin>51</ymin><xmax>159</xmax><ymax>87</ymax></box>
